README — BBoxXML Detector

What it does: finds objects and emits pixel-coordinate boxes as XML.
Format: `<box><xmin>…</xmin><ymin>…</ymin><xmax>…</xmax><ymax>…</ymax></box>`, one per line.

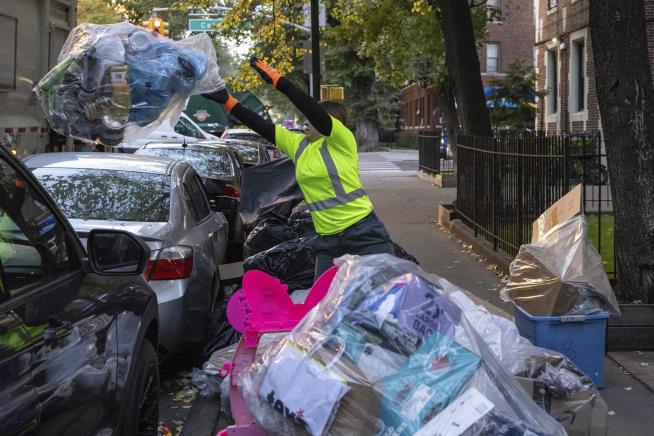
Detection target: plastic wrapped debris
<box><xmin>448</xmin><ymin>285</ymin><xmax>606</xmax><ymax>436</ymax></box>
<box><xmin>191</xmin><ymin>363</ymin><xmax>222</xmax><ymax>398</ymax></box>
<box><xmin>34</xmin><ymin>22</ymin><xmax>225</xmax><ymax>146</ymax></box>
<box><xmin>243</xmin><ymin>237</ymin><xmax>317</xmax><ymax>292</ymax></box>
<box><xmin>239</xmin><ymin>158</ymin><xmax>304</xmax><ymax>231</ymax></box>
<box><xmin>239</xmin><ymin>254</ymin><xmax>566</xmax><ymax>436</ymax></box>
<box><xmin>501</xmin><ymin>214</ymin><xmax>620</xmax><ymax>316</ymax></box>
<box><xmin>243</xmin><ymin>218</ymin><xmax>294</xmax><ymax>258</ymax></box>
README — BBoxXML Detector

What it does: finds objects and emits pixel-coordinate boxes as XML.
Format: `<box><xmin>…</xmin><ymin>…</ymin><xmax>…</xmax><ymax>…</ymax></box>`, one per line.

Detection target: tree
<box><xmin>487</xmin><ymin>60</ymin><xmax>542</xmax><ymax>133</ymax></box>
<box><xmin>431</xmin><ymin>0</ymin><xmax>492</xmax><ymax>136</ymax></box>
<box><xmin>589</xmin><ymin>0</ymin><xmax>654</xmax><ymax>302</ymax></box>
<box><xmin>324</xmin><ymin>43</ymin><xmax>399</xmax><ymax>149</ymax></box>
<box><xmin>77</xmin><ymin>0</ymin><xmax>122</xmax><ymax>24</ymax></box>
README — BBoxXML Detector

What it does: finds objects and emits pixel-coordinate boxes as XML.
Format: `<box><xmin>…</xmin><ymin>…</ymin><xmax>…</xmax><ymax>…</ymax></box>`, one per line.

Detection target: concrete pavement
<box><xmin>360</xmin><ymin>150</ymin><xmax>654</xmax><ymax>436</ymax></box>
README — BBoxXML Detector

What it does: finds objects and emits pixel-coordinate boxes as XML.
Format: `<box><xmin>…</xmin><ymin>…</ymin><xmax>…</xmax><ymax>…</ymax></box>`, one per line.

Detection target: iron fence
<box><xmin>418</xmin><ymin>131</ymin><xmax>454</xmax><ymax>174</ymax></box>
<box><xmin>455</xmin><ymin>131</ymin><xmax>615</xmax><ymax>280</ymax></box>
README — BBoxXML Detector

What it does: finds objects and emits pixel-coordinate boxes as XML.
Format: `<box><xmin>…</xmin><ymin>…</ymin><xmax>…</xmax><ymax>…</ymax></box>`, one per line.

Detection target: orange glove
<box><xmin>202</xmin><ymin>88</ymin><xmax>239</xmax><ymax>112</ymax></box>
<box><xmin>250</xmin><ymin>58</ymin><xmax>283</xmax><ymax>88</ymax></box>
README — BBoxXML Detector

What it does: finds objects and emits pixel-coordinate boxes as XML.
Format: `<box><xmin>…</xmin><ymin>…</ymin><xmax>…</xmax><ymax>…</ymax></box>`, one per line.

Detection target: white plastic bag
<box><xmin>259</xmin><ymin>340</ymin><xmax>350</xmax><ymax>436</ymax></box>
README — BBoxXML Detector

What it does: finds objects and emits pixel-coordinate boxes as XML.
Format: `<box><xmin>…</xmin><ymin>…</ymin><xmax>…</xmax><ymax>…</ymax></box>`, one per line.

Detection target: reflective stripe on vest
<box><xmin>296</xmin><ymin>139</ymin><xmax>368</xmax><ymax>212</ymax></box>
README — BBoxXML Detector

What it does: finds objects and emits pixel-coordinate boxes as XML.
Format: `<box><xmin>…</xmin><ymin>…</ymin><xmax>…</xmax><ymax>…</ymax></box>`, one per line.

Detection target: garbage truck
<box><xmin>0</xmin><ymin>0</ymin><xmax>77</xmax><ymax>156</ymax></box>
<box><xmin>184</xmin><ymin>90</ymin><xmax>272</xmax><ymax>136</ymax></box>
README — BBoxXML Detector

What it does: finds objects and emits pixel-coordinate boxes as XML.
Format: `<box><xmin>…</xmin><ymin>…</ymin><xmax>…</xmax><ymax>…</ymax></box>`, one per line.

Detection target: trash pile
<box><xmin>501</xmin><ymin>185</ymin><xmax>620</xmax><ymax>317</ymax></box>
<box><xmin>233</xmin><ymin>254</ymin><xmax>572</xmax><ymax>436</ymax></box>
<box><xmin>34</xmin><ymin>22</ymin><xmax>225</xmax><ymax>146</ymax></box>
<box><xmin>242</xmin><ymin>203</ymin><xmax>419</xmax><ymax>292</ymax></box>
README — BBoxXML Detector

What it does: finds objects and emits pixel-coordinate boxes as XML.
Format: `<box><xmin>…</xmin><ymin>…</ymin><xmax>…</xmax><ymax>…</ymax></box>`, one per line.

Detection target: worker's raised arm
<box><xmin>202</xmin><ymin>89</ymin><xmax>275</xmax><ymax>144</ymax></box>
<box><xmin>250</xmin><ymin>58</ymin><xmax>333</xmax><ymax>137</ymax></box>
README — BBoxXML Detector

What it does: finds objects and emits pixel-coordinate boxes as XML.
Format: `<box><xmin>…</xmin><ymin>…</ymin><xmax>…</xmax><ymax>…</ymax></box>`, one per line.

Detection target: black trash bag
<box><xmin>288</xmin><ymin>210</ymin><xmax>316</xmax><ymax>239</ymax></box>
<box><xmin>202</xmin><ymin>310</ymin><xmax>241</xmax><ymax>357</ymax></box>
<box><xmin>288</xmin><ymin>202</ymin><xmax>309</xmax><ymax>221</ymax></box>
<box><xmin>391</xmin><ymin>240</ymin><xmax>419</xmax><ymax>265</ymax></box>
<box><xmin>239</xmin><ymin>157</ymin><xmax>304</xmax><ymax>231</ymax></box>
<box><xmin>243</xmin><ymin>236</ymin><xmax>317</xmax><ymax>292</ymax></box>
<box><xmin>253</xmin><ymin>200</ymin><xmax>301</xmax><ymax>228</ymax></box>
<box><xmin>243</xmin><ymin>218</ymin><xmax>294</xmax><ymax>258</ymax></box>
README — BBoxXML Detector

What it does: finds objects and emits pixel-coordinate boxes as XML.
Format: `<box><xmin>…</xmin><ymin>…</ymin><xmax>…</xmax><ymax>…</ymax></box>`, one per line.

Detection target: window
<box><xmin>486</xmin><ymin>43</ymin><xmax>500</xmax><ymax>73</ymax></box>
<box><xmin>549</xmin><ymin>0</ymin><xmax>559</xmax><ymax>8</ymax></box>
<box><xmin>174</xmin><ymin>118</ymin><xmax>205</xmax><ymax>139</ymax></box>
<box><xmin>570</xmin><ymin>39</ymin><xmax>586</xmax><ymax>113</ymax></box>
<box><xmin>0</xmin><ymin>160</ymin><xmax>77</xmax><ymax>299</ymax></box>
<box><xmin>185</xmin><ymin>175</ymin><xmax>211</xmax><ymax>221</ymax></box>
<box><xmin>547</xmin><ymin>49</ymin><xmax>558</xmax><ymax>115</ymax></box>
<box><xmin>34</xmin><ymin>168</ymin><xmax>171</xmax><ymax>222</ymax></box>
<box><xmin>0</xmin><ymin>14</ymin><xmax>17</xmax><ymax>90</ymax></box>
<box><xmin>487</xmin><ymin>0</ymin><xmax>501</xmax><ymax>21</ymax></box>
<box><xmin>136</xmin><ymin>147</ymin><xmax>235</xmax><ymax>178</ymax></box>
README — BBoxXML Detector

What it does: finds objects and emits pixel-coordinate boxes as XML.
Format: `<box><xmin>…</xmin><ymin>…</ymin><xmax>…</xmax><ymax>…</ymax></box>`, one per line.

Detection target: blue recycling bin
<box><xmin>513</xmin><ymin>305</ymin><xmax>609</xmax><ymax>388</ymax></box>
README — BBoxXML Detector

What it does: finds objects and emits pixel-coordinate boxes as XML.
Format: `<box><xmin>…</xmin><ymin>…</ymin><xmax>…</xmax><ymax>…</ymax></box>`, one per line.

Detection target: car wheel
<box><xmin>122</xmin><ymin>339</ymin><xmax>159</xmax><ymax>436</ymax></box>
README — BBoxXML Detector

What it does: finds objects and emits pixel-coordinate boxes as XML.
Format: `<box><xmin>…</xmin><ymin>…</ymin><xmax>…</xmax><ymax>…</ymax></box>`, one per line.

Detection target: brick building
<box><xmin>399</xmin><ymin>0</ymin><xmax>534</xmax><ymax>131</ymax></box>
<box><xmin>534</xmin><ymin>0</ymin><xmax>654</xmax><ymax>133</ymax></box>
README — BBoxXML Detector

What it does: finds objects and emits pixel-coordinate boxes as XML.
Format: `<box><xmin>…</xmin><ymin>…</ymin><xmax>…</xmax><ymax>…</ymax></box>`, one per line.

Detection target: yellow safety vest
<box><xmin>275</xmin><ymin>118</ymin><xmax>373</xmax><ymax>235</ymax></box>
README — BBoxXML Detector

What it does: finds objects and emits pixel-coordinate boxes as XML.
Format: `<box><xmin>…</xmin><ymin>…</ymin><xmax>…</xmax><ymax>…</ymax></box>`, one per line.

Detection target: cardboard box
<box><xmin>517</xmin><ymin>376</ymin><xmax>608</xmax><ymax>436</ymax></box>
<box><xmin>532</xmin><ymin>184</ymin><xmax>583</xmax><ymax>243</ymax></box>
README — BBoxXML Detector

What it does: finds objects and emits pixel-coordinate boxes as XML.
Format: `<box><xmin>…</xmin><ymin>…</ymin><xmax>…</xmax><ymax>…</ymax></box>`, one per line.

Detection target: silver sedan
<box><xmin>24</xmin><ymin>152</ymin><xmax>229</xmax><ymax>353</ymax></box>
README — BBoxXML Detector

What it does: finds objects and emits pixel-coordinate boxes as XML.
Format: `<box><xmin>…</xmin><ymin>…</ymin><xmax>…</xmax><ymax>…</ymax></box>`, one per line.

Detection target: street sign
<box><xmin>188</xmin><ymin>19</ymin><xmax>221</xmax><ymax>32</ymax></box>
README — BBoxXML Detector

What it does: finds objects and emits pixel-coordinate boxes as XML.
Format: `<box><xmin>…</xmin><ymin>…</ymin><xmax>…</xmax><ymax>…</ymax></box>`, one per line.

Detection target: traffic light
<box><xmin>141</xmin><ymin>18</ymin><xmax>169</xmax><ymax>37</ymax></box>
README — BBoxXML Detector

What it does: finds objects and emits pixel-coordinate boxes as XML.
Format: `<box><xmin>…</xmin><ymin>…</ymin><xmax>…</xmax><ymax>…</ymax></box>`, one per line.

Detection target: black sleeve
<box><xmin>230</xmin><ymin>104</ymin><xmax>276</xmax><ymax>144</ymax></box>
<box><xmin>276</xmin><ymin>77</ymin><xmax>332</xmax><ymax>136</ymax></box>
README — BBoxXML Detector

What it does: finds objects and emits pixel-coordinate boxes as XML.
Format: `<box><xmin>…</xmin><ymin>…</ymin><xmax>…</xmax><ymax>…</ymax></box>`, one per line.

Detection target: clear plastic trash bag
<box><xmin>34</xmin><ymin>22</ymin><xmax>225</xmax><ymax>146</ymax></box>
<box><xmin>238</xmin><ymin>254</ymin><xmax>566</xmax><ymax>436</ymax></box>
<box><xmin>501</xmin><ymin>214</ymin><xmax>620</xmax><ymax>317</ymax></box>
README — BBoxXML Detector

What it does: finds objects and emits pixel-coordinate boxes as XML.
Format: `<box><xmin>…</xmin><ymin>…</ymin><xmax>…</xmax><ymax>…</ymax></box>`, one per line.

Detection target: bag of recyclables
<box><xmin>239</xmin><ymin>254</ymin><xmax>566</xmax><ymax>436</ymax></box>
<box><xmin>500</xmin><ymin>214</ymin><xmax>620</xmax><ymax>317</ymax></box>
<box><xmin>34</xmin><ymin>22</ymin><xmax>225</xmax><ymax>146</ymax></box>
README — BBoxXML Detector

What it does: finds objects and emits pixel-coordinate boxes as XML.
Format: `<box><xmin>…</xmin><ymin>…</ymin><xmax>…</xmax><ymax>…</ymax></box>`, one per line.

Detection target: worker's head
<box><xmin>304</xmin><ymin>101</ymin><xmax>348</xmax><ymax>141</ymax></box>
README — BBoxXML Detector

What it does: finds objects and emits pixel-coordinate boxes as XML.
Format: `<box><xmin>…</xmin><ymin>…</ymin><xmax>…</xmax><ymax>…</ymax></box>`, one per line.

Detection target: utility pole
<box><xmin>310</xmin><ymin>0</ymin><xmax>321</xmax><ymax>99</ymax></box>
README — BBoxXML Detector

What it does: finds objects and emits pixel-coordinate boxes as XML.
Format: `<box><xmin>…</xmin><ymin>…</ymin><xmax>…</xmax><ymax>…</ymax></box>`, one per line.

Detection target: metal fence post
<box><xmin>473</xmin><ymin>136</ymin><xmax>478</xmax><ymax>237</ymax></box>
<box><xmin>492</xmin><ymin>136</ymin><xmax>498</xmax><ymax>250</ymax></box>
<box><xmin>563</xmin><ymin>136</ymin><xmax>571</xmax><ymax>192</ymax></box>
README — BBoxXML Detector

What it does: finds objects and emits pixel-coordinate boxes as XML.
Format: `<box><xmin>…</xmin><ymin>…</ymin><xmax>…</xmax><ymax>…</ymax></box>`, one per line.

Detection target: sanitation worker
<box><xmin>203</xmin><ymin>58</ymin><xmax>394</xmax><ymax>279</ymax></box>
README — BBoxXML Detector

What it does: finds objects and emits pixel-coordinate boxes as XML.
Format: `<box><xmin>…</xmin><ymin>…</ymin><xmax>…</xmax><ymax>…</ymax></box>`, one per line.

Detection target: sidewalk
<box><xmin>360</xmin><ymin>151</ymin><xmax>654</xmax><ymax>435</ymax></box>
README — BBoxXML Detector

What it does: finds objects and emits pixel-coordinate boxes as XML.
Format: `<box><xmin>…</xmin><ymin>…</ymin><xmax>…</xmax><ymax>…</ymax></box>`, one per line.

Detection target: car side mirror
<box><xmin>87</xmin><ymin>229</ymin><xmax>151</xmax><ymax>276</ymax></box>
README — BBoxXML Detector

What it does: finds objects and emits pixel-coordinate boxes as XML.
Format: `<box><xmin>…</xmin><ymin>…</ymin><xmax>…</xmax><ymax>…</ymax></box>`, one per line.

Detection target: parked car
<box><xmin>205</xmin><ymin>138</ymin><xmax>271</xmax><ymax>167</ymax></box>
<box><xmin>117</xmin><ymin>113</ymin><xmax>219</xmax><ymax>153</ymax></box>
<box><xmin>221</xmin><ymin>128</ymin><xmax>281</xmax><ymax>159</ymax></box>
<box><xmin>134</xmin><ymin>143</ymin><xmax>245</xmax><ymax>260</ymax></box>
<box><xmin>0</xmin><ymin>145</ymin><xmax>159</xmax><ymax>434</ymax></box>
<box><xmin>24</xmin><ymin>153</ymin><xmax>228</xmax><ymax>353</ymax></box>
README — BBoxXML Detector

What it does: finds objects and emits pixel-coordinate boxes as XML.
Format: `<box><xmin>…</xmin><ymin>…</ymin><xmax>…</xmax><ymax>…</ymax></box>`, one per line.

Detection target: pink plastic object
<box><xmin>227</xmin><ymin>266</ymin><xmax>337</xmax><ymax>347</ymax></box>
<box><xmin>217</xmin><ymin>267</ymin><xmax>338</xmax><ymax>436</ymax></box>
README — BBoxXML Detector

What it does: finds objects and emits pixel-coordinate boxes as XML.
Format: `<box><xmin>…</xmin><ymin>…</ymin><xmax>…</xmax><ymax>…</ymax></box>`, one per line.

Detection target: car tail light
<box><xmin>145</xmin><ymin>245</ymin><xmax>194</xmax><ymax>280</ymax></box>
<box><xmin>224</xmin><ymin>184</ymin><xmax>240</xmax><ymax>199</ymax></box>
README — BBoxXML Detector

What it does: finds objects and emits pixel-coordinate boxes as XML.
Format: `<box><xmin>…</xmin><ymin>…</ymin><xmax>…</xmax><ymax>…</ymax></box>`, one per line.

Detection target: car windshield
<box><xmin>138</xmin><ymin>148</ymin><xmax>234</xmax><ymax>178</ymax></box>
<box><xmin>229</xmin><ymin>133</ymin><xmax>268</xmax><ymax>145</ymax></box>
<box><xmin>33</xmin><ymin>168</ymin><xmax>170</xmax><ymax>222</ymax></box>
<box><xmin>228</xmin><ymin>143</ymin><xmax>259</xmax><ymax>164</ymax></box>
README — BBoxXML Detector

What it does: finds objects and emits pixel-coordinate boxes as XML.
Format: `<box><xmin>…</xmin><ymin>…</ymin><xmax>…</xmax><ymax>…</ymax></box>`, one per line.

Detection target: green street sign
<box><xmin>188</xmin><ymin>19</ymin><xmax>222</xmax><ymax>32</ymax></box>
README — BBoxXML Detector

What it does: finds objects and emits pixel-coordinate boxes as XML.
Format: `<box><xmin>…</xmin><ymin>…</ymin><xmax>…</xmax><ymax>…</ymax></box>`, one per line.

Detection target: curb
<box><xmin>445</xmin><ymin>218</ymin><xmax>513</xmax><ymax>276</ymax></box>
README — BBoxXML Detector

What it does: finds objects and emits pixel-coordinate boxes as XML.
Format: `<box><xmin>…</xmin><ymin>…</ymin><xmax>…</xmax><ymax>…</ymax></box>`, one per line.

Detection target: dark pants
<box><xmin>313</xmin><ymin>212</ymin><xmax>394</xmax><ymax>280</ymax></box>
